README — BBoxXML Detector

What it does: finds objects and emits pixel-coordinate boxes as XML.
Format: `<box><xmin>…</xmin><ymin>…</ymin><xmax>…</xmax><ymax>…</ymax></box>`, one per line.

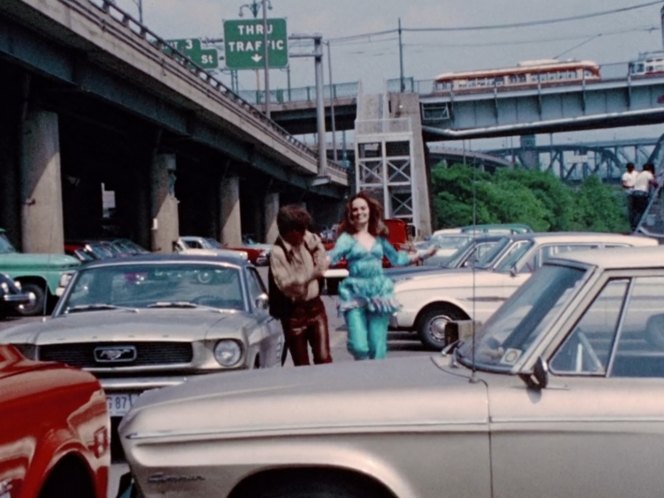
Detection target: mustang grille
<box><xmin>38</xmin><ymin>342</ymin><xmax>193</xmax><ymax>368</ymax></box>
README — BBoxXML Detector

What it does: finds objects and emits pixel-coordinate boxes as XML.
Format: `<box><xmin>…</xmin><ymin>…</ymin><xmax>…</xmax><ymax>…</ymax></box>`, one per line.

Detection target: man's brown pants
<box><xmin>280</xmin><ymin>296</ymin><xmax>332</xmax><ymax>366</ymax></box>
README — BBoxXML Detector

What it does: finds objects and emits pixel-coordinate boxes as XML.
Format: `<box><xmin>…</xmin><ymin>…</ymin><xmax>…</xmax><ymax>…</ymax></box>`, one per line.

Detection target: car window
<box><xmin>611</xmin><ymin>276</ymin><xmax>664</xmax><ymax>377</ymax></box>
<box><xmin>0</xmin><ymin>234</ymin><xmax>17</xmax><ymax>254</ymax></box>
<box><xmin>63</xmin><ymin>264</ymin><xmax>245</xmax><ymax>311</ymax></box>
<box><xmin>493</xmin><ymin>240</ymin><xmax>533</xmax><ymax>272</ymax></box>
<box><xmin>550</xmin><ymin>279</ymin><xmax>628</xmax><ymax>375</ymax></box>
<box><xmin>551</xmin><ymin>275</ymin><xmax>664</xmax><ymax>378</ymax></box>
<box><xmin>457</xmin><ymin>264</ymin><xmax>586</xmax><ymax>371</ymax></box>
<box><xmin>520</xmin><ymin>243</ymin><xmax>600</xmax><ymax>274</ymax></box>
<box><xmin>246</xmin><ymin>268</ymin><xmax>266</xmax><ymax>309</ymax></box>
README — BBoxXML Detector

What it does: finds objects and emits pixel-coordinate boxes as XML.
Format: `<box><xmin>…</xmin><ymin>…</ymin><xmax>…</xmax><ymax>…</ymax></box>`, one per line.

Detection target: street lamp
<box><xmin>133</xmin><ymin>0</ymin><xmax>143</xmax><ymax>24</ymax></box>
<box><xmin>238</xmin><ymin>0</ymin><xmax>271</xmax><ymax>19</ymax></box>
<box><xmin>238</xmin><ymin>0</ymin><xmax>273</xmax><ymax>118</ymax></box>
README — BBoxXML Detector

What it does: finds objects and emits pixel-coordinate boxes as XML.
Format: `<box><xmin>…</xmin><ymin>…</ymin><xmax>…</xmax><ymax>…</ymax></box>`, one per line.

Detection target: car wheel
<box><xmin>236</xmin><ymin>471</ymin><xmax>389</xmax><ymax>498</ymax></box>
<box><xmin>16</xmin><ymin>282</ymin><xmax>47</xmax><ymax>316</ymax></box>
<box><xmin>417</xmin><ymin>305</ymin><xmax>464</xmax><ymax>351</ymax></box>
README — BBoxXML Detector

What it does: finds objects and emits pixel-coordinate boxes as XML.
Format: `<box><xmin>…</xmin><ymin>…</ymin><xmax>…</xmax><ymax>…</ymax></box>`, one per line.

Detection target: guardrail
<box><xmin>249</xmin><ymin>62</ymin><xmax>639</xmax><ymax>107</ymax></box>
<box><xmin>80</xmin><ymin>0</ymin><xmax>348</xmax><ymax>184</ymax></box>
<box><xmin>238</xmin><ymin>81</ymin><xmax>359</xmax><ymax>105</ymax></box>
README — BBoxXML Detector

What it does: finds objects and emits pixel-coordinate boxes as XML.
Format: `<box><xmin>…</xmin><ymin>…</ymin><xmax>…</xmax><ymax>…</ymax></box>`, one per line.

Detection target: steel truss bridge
<box><xmin>427</xmin><ymin>137</ymin><xmax>659</xmax><ymax>183</ymax></box>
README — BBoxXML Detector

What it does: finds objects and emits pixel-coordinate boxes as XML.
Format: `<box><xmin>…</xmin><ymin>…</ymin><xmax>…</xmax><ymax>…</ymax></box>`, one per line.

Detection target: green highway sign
<box><xmin>167</xmin><ymin>38</ymin><xmax>219</xmax><ymax>69</ymax></box>
<box><xmin>223</xmin><ymin>18</ymin><xmax>288</xmax><ymax>70</ymax></box>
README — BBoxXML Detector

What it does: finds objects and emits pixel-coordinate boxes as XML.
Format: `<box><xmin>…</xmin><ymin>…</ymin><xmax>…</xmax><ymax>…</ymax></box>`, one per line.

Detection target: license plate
<box><xmin>106</xmin><ymin>393</ymin><xmax>139</xmax><ymax>417</ymax></box>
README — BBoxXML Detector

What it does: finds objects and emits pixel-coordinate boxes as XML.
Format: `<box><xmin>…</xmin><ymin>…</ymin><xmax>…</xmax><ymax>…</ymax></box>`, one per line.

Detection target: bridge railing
<box><xmin>259</xmin><ymin>62</ymin><xmax>636</xmax><ymax>106</ymax></box>
<box><xmin>84</xmin><ymin>0</ymin><xmax>348</xmax><ymax>184</ymax></box>
<box><xmin>238</xmin><ymin>81</ymin><xmax>359</xmax><ymax>106</ymax></box>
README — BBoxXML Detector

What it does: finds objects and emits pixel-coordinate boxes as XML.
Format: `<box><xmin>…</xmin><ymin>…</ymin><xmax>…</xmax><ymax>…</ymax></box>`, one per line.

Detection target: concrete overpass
<box><xmin>0</xmin><ymin>0</ymin><xmax>349</xmax><ymax>254</ymax></box>
<box><xmin>263</xmin><ymin>75</ymin><xmax>664</xmax><ymax>141</ymax></box>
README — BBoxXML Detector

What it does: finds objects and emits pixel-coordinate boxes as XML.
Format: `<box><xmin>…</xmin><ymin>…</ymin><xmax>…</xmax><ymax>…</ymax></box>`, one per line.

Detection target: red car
<box><xmin>0</xmin><ymin>344</ymin><xmax>110</xmax><ymax>498</ymax></box>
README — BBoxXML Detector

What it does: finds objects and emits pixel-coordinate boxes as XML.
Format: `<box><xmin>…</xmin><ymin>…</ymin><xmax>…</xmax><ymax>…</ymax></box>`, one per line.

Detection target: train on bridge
<box><xmin>433</xmin><ymin>52</ymin><xmax>664</xmax><ymax>95</ymax></box>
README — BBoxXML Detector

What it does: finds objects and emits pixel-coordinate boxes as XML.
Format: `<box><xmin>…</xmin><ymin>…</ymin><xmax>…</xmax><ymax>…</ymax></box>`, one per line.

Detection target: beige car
<box><xmin>119</xmin><ymin>246</ymin><xmax>664</xmax><ymax>498</ymax></box>
<box><xmin>391</xmin><ymin>232</ymin><xmax>658</xmax><ymax>350</ymax></box>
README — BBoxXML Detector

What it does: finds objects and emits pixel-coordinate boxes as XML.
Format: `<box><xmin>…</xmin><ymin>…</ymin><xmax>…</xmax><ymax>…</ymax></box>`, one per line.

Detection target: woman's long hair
<box><xmin>338</xmin><ymin>191</ymin><xmax>388</xmax><ymax>236</ymax></box>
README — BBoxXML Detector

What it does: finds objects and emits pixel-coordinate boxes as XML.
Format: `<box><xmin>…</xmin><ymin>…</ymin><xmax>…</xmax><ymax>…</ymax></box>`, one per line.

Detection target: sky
<box><xmin>112</xmin><ymin>0</ymin><xmax>664</xmax><ymax>148</ymax></box>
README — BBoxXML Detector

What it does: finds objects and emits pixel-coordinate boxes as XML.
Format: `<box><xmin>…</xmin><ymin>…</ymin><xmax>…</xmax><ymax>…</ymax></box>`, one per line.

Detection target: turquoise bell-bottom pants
<box><xmin>344</xmin><ymin>308</ymin><xmax>390</xmax><ymax>360</ymax></box>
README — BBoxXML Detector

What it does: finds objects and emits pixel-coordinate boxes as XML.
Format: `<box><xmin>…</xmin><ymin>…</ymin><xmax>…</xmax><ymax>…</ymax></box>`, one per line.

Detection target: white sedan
<box><xmin>391</xmin><ymin>232</ymin><xmax>658</xmax><ymax>350</ymax></box>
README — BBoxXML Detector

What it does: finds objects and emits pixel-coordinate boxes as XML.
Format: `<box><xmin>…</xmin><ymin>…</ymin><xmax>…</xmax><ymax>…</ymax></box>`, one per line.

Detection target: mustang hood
<box><xmin>0</xmin><ymin>309</ymin><xmax>251</xmax><ymax>344</ymax></box>
<box><xmin>120</xmin><ymin>356</ymin><xmax>489</xmax><ymax>440</ymax></box>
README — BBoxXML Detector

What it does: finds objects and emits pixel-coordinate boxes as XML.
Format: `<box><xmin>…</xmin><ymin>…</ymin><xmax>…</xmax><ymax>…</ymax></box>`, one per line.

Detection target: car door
<box><xmin>488</xmin><ymin>271</ymin><xmax>664</xmax><ymax>498</ymax></box>
<box><xmin>246</xmin><ymin>267</ymin><xmax>284</xmax><ymax>366</ymax></box>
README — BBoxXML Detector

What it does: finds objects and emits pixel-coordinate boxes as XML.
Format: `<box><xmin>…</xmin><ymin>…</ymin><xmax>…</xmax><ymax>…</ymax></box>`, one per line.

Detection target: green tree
<box><xmin>430</xmin><ymin>162</ymin><xmax>628</xmax><ymax>233</ymax></box>
<box><xmin>493</xmin><ymin>168</ymin><xmax>575</xmax><ymax>230</ymax></box>
<box><xmin>570</xmin><ymin>176</ymin><xmax>630</xmax><ymax>232</ymax></box>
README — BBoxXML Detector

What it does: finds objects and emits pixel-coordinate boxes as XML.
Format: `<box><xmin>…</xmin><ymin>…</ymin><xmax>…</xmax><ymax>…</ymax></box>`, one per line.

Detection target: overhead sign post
<box><xmin>223</xmin><ymin>18</ymin><xmax>288</xmax><ymax>70</ymax></box>
<box><xmin>167</xmin><ymin>38</ymin><xmax>219</xmax><ymax>69</ymax></box>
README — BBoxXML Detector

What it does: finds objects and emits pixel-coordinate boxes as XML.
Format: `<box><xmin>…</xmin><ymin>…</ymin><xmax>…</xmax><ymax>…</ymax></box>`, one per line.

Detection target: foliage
<box><xmin>569</xmin><ymin>176</ymin><xmax>630</xmax><ymax>232</ymax></box>
<box><xmin>430</xmin><ymin>163</ymin><xmax>629</xmax><ymax>233</ymax></box>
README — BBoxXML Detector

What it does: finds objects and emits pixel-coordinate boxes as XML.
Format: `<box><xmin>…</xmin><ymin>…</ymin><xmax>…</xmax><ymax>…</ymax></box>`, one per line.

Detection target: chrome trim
<box><xmin>125</xmin><ymin>419</ymin><xmax>488</xmax><ymax>441</ymax></box>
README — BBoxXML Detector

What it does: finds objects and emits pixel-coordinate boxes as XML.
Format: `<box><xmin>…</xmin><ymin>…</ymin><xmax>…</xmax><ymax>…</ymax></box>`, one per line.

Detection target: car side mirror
<box><xmin>519</xmin><ymin>356</ymin><xmax>549</xmax><ymax>390</ymax></box>
<box><xmin>255</xmin><ymin>293</ymin><xmax>269</xmax><ymax>310</ymax></box>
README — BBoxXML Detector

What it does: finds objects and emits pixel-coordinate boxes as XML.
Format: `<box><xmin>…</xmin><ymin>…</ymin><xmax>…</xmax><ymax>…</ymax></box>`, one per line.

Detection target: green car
<box><xmin>0</xmin><ymin>228</ymin><xmax>80</xmax><ymax>316</ymax></box>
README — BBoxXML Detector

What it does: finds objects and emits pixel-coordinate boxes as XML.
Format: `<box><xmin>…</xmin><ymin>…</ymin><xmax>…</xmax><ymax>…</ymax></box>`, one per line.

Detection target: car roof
<box><xmin>75</xmin><ymin>253</ymin><xmax>250</xmax><ymax>269</ymax></box>
<box><xmin>507</xmin><ymin>231</ymin><xmax>658</xmax><ymax>245</ymax></box>
<box><xmin>549</xmin><ymin>245</ymin><xmax>664</xmax><ymax>270</ymax></box>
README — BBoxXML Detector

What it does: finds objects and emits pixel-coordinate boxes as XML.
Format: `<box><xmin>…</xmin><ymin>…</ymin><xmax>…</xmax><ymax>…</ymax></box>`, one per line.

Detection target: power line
<box><xmin>330</xmin><ymin>1</ymin><xmax>663</xmax><ymax>43</ymax></box>
<box><xmin>407</xmin><ymin>1</ymin><xmax>664</xmax><ymax>32</ymax></box>
<box><xmin>402</xmin><ymin>25</ymin><xmax>658</xmax><ymax>49</ymax></box>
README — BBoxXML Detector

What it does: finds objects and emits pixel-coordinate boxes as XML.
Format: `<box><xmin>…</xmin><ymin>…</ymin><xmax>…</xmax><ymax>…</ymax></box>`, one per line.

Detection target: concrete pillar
<box><xmin>519</xmin><ymin>134</ymin><xmax>539</xmax><ymax>169</ymax></box>
<box><xmin>219</xmin><ymin>175</ymin><xmax>242</xmax><ymax>246</ymax></box>
<box><xmin>20</xmin><ymin>111</ymin><xmax>65</xmax><ymax>253</ymax></box>
<box><xmin>264</xmin><ymin>192</ymin><xmax>280</xmax><ymax>244</ymax></box>
<box><xmin>150</xmin><ymin>153</ymin><xmax>179</xmax><ymax>252</ymax></box>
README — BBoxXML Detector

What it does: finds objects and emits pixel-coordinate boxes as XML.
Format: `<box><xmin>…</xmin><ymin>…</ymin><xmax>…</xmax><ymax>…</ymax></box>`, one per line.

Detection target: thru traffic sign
<box><xmin>223</xmin><ymin>18</ymin><xmax>288</xmax><ymax>70</ymax></box>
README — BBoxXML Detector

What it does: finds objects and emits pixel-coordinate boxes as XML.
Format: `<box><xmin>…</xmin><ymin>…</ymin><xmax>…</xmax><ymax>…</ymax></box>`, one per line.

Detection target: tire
<box><xmin>16</xmin><ymin>282</ymin><xmax>48</xmax><ymax>316</ymax></box>
<box><xmin>417</xmin><ymin>305</ymin><xmax>464</xmax><ymax>351</ymax></box>
<box><xmin>236</xmin><ymin>471</ymin><xmax>389</xmax><ymax>498</ymax></box>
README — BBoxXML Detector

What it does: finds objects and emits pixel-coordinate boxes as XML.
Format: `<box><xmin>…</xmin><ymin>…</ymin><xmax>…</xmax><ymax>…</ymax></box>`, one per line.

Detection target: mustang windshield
<box><xmin>62</xmin><ymin>263</ymin><xmax>245</xmax><ymax>312</ymax></box>
<box><xmin>457</xmin><ymin>264</ymin><xmax>586</xmax><ymax>371</ymax></box>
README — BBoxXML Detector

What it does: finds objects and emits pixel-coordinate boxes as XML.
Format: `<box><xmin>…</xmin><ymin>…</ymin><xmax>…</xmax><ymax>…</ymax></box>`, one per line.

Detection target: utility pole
<box><xmin>239</xmin><ymin>0</ymin><xmax>272</xmax><ymax>117</ymax></box>
<box><xmin>290</xmin><ymin>33</ymin><xmax>328</xmax><ymax>180</ymax></box>
<box><xmin>326</xmin><ymin>41</ymin><xmax>337</xmax><ymax>161</ymax></box>
<box><xmin>262</xmin><ymin>0</ymin><xmax>270</xmax><ymax>118</ymax></box>
<box><xmin>398</xmin><ymin>18</ymin><xmax>405</xmax><ymax>92</ymax></box>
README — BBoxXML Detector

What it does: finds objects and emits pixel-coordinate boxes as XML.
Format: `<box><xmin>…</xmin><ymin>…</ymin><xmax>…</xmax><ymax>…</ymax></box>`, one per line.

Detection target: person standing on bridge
<box><xmin>631</xmin><ymin>162</ymin><xmax>658</xmax><ymax>232</ymax></box>
<box><xmin>327</xmin><ymin>191</ymin><xmax>435</xmax><ymax>360</ymax></box>
<box><xmin>622</xmin><ymin>162</ymin><xmax>638</xmax><ymax>230</ymax></box>
<box><xmin>268</xmin><ymin>204</ymin><xmax>332</xmax><ymax>366</ymax></box>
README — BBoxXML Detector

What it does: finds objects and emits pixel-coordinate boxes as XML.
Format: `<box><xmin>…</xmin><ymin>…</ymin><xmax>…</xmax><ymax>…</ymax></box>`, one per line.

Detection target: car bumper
<box><xmin>389</xmin><ymin>309</ymin><xmax>417</xmax><ymax>330</ymax></box>
<box><xmin>2</xmin><ymin>291</ymin><xmax>36</xmax><ymax>308</ymax></box>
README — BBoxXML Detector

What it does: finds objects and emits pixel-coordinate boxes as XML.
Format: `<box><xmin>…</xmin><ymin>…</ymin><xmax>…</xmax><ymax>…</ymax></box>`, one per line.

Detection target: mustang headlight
<box><xmin>213</xmin><ymin>340</ymin><xmax>242</xmax><ymax>367</ymax></box>
<box><xmin>0</xmin><ymin>281</ymin><xmax>8</xmax><ymax>293</ymax></box>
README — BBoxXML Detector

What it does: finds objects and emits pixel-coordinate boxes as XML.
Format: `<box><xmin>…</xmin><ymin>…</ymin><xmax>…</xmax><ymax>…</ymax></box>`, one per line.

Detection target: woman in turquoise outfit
<box><xmin>328</xmin><ymin>191</ymin><xmax>435</xmax><ymax>360</ymax></box>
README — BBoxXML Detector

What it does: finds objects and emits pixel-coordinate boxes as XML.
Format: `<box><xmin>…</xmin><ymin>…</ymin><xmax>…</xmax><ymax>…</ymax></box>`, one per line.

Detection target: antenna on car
<box><xmin>465</xmin><ymin>138</ymin><xmax>479</xmax><ymax>383</ymax></box>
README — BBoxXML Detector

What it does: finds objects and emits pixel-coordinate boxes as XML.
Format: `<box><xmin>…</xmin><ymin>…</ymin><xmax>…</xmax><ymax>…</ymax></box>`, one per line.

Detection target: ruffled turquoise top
<box><xmin>328</xmin><ymin>232</ymin><xmax>411</xmax><ymax>313</ymax></box>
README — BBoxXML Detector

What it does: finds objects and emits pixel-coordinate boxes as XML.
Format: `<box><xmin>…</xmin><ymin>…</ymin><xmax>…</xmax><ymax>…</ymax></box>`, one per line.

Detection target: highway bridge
<box><xmin>0</xmin><ymin>0</ymin><xmax>348</xmax><ymax>254</ymax></box>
